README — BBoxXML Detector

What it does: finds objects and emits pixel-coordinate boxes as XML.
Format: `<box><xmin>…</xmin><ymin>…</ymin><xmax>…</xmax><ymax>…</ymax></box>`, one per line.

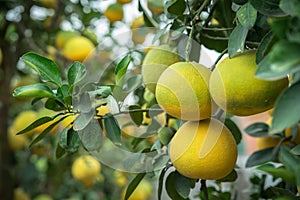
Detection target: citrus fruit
<box><xmin>142</xmin><ymin>45</ymin><xmax>181</xmax><ymax>93</ymax></box>
<box><xmin>38</xmin><ymin>0</ymin><xmax>57</xmax><ymax>8</ymax></box>
<box><xmin>104</xmin><ymin>3</ymin><xmax>124</xmax><ymax>23</ymax></box>
<box><xmin>256</xmin><ymin>136</ymin><xmax>281</xmax><ymax>150</ymax></box>
<box><xmin>114</xmin><ymin>171</ymin><xmax>127</xmax><ymax>186</ymax></box>
<box><xmin>71</xmin><ymin>155</ymin><xmax>101</xmax><ymax>187</ymax></box>
<box><xmin>169</xmin><ymin>118</ymin><xmax>237</xmax><ymax>180</ymax></box>
<box><xmin>8</xmin><ymin>126</ymin><xmax>29</xmax><ymax>151</ymax></box>
<box><xmin>13</xmin><ymin>187</ymin><xmax>30</xmax><ymax>200</ymax></box>
<box><xmin>96</xmin><ymin>104</ymin><xmax>111</xmax><ymax>116</ymax></box>
<box><xmin>55</xmin><ymin>31</ymin><xmax>79</xmax><ymax>49</ymax></box>
<box><xmin>130</xmin><ymin>16</ymin><xmax>148</xmax><ymax>44</ymax></box>
<box><xmin>147</xmin><ymin>0</ymin><xmax>164</xmax><ymax>15</ymax></box>
<box><xmin>209</xmin><ymin>51</ymin><xmax>289</xmax><ymax>116</ymax></box>
<box><xmin>156</xmin><ymin>62</ymin><xmax>215</xmax><ymax>121</ymax></box>
<box><xmin>12</xmin><ymin>110</ymin><xmax>38</xmax><ymax>136</ymax></box>
<box><xmin>122</xmin><ymin>180</ymin><xmax>153</xmax><ymax>200</ymax></box>
<box><xmin>62</xmin><ymin>36</ymin><xmax>95</xmax><ymax>62</ymax></box>
<box><xmin>117</xmin><ymin>0</ymin><xmax>132</xmax><ymax>4</ymax></box>
<box><xmin>33</xmin><ymin>194</ymin><xmax>53</xmax><ymax>200</ymax></box>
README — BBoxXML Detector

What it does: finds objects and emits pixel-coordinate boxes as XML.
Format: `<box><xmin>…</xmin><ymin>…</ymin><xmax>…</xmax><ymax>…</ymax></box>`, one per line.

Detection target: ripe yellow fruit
<box><xmin>169</xmin><ymin>118</ymin><xmax>237</xmax><ymax>180</ymax></box>
<box><xmin>104</xmin><ymin>3</ymin><xmax>124</xmax><ymax>23</ymax></box>
<box><xmin>71</xmin><ymin>155</ymin><xmax>101</xmax><ymax>187</ymax></box>
<box><xmin>142</xmin><ymin>45</ymin><xmax>181</xmax><ymax>93</ymax></box>
<box><xmin>209</xmin><ymin>51</ymin><xmax>289</xmax><ymax>116</ymax></box>
<box><xmin>96</xmin><ymin>105</ymin><xmax>111</xmax><ymax>116</ymax></box>
<box><xmin>117</xmin><ymin>0</ymin><xmax>132</xmax><ymax>4</ymax></box>
<box><xmin>38</xmin><ymin>0</ymin><xmax>57</xmax><ymax>8</ymax></box>
<box><xmin>114</xmin><ymin>171</ymin><xmax>127</xmax><ymax>186</ymax></box>
<box><xmin>13</xmin><ymin>187</ymin><xmax>30</xmax><ymax>200</ymax></box>
<box><xmin>156</xmin><ymin>62</ymin><xmax>215</xmax><ymax>121</ymax></box>
<box><xmin>256</xmin><ymin>137</ymin><xmax>281</xmax><ymax>150</ymax></box>
<box><xmin>13</xmin><ymin>110</ymin><xmax>38</xmax><ymax>136</ymax></box>
<box><xmin>147</xmin><ymin>0</ymin><xmax>164</xmax><ymax>15</ymax></box>
<box><xmin>55</xmin><ymin>31</ymin><xmax>79</xmax><ymax>49</ymax></box>
<box><xmin>122</xmin><ymin>180</ymin><xmax>153</xmax><ymax>200</ymax></box>
<box><xmin>8</xmin><ymin>127</ymin><xmax>29</xmax><ymax>151</ymax></box>
<box><xmin>130</xmin><ymin>16</ymin><xmax>148</xmax><ymax>44</ymax></box>
<box><xmin>62</xmin><ymin>36</ymin><xmax>95</xmax><ymax>62</ymax></box>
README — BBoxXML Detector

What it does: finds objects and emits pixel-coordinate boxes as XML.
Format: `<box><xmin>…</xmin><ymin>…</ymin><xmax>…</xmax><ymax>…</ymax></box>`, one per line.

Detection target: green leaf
<box><xmin>124</xmin><ymin>173</ymin><xmax>146</xmax><ymax>200</ymax></box>
<box><xmin>166</xmin><ymin>0</ymin><xmax>186</xmax><ymax>18</ymax></box>
<box><xmin>55</xmin><ymin>143</ymin><xmax>66</xmax><ymax>159</ymax></box>
<box><xmin>256</xmin><ymin>163</ymin><xmax>296</xmax><ymax>184</ymax></box>
<box><xmin>16</xmin><ymin>116</ymin><xmax>53</xmax><ymax>135</ymax></box>
<box><xmin>244</xmin><ymin>122</ymin><xmax>269</xmax><ymax>137</ymax></box>
<box><xmin>93</xmin><ymin>86</ymin><xmax>112</xmax><ymax>99</ymax></box>
<box><xmin>29</xmin><ymin>116</ymin><xmax>68</xmax><ymax>147</ymax></box>
<box><xmin>270</xmin><ymin>82</ymin><xmax>300</xmax><ymax>133</ymax></box>
<box><xmin>158</xmin><ymin>167</ymin><xmax>167</xmax><ymax>200</ymax></box>
<box><xmin>73</xmin><ymin>110</ymin><xmax>94</xmax><ymax>131</ymax></box>
<box><xmin>57</xmin><ymin>84</ymin><xmax>71</xmax><ymax>106</ymax></box>
<box><xmin>123</xmin><ymin>75</ymin><xmax>143</xmax><ymax>92</ymax></box>
<box><xmin>224</xmin><ymin>118</ymin><xmax>242</xmax><ymax>144</ymax></box>
<box><xmin>268</xmin><ymin>17</ymin><xmax>290</xmax><ymax>39</ymax></box>
<box><xmin>246</xmin><ymin>147</ymin><xmax>277</xmax><ymax>167</ymax></box>
<box><xmin>228</xmin><ymin>24</ymin><xmax>248</xmax><ymax>57</ymax></box>
<box><xmin>256</xmin><ymin>31</ymin><xmax>277</xmax><ymax>64</ymax></box>
<box><xmin>250</xmin><ymin>0</ymin><xmax>286</xmax><ymax>17</ymax></box>
<box><xmin>279</xmin><ymin>0</ymin><xmax>300</xmax><ymax>17</ymax></box>
<box><xmin>79</xmin><ymin>119</ymin><xmax>103</xmax><ymax>152</ymax></box>
<box><xmin>266</xmin><ymin>187</ymin><xmax>298</xmax><ymax>198</ymax></box>
<box><xmin>128</xmin><ymin>105</ymin><xmax>143</xmax><ymax>126</ymax></box>
<box><xmin>21</xmin><ymin>52</ymin><xmax>62</xmax><ymax>86</ymax></box>
<box><xmin>13</xmin><ymin>83</ymin><xmax>55</xmax><ymax>99</ymax></box>
<box><xmin>115</xmin><ymin>54</ymin><xmax>131</xmax><ymax>86</ymax></box>
<box><xmin>103</xmin><ymin>114</ymin><xmax>122</xmax><ymax>145</ymax></box>
<box><xmin>165</xmin><ymin>171</ymin><xmax>187</xmax><ymax>200</ymax></box>
<box><xmin>67</xmin><ymin>62</ymin><xmax>87</xmax><ymax>93</ymax></box>
<box><xmin>158</xmin><ymin>126</ymin><xmax>174</xmax><ymax>145</ymax></box>
<box><xmin>291</xmin><ymin>144</ymin><xmax>300</xmax><ymax>156</ymax></box>
<box><xmin>152</xmin><ymin>24</ymin><xmax>169</xmax><ymax>43</ymax></box>
<box><xmin>58</xmin><ymin>127</ymin><xmax>68</xmax><ymax>149</ymax></box>
<box><xmin>237</xmin><ymin>2</ymin><xmax>257</xmax><ymax>29</ymax></box>
<box><xmin>45</xmin><ymin>98</ymin><xmax>66</xmax><ymax>111</ymax></box>
<box><xmin>174</xmin><ymin>171</ymin><xmax>190</xmax><ymax>198</ymax></box>
<box><xmin>217</xmin><ymin>169</ymin><xmax>238</xmax><ymax>182</ymax></box>
<box><xmin>66</xmin><ymin>129</ymin><xmax>81</xmax><ymax>153</ymax></box>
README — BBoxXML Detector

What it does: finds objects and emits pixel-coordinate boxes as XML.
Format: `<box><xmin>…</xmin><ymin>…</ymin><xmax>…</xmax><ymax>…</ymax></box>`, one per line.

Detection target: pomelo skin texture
<box><xmin>156</xmin><ymin>62</ymin><xmax>216</xmax><ymax>121</ymax></box>
<box><xmin>209</xmin><ymin>51</ymin><xmax>289</xmax><ymax>116</ymax></box>
<box><xmin>141</xmin><ymin>45</ymin><xmax>182</xmax><ymax>93</ymax></box>
<box><xmin>169</xmin><ymin>118</ymin><xmax>237</xmax><ymax>180</ymax></box>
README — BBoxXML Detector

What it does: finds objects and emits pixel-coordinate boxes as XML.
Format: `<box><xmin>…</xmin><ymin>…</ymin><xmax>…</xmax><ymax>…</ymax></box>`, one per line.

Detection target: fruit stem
<box><xmin>200</xmin><ymin>179</ymin><xmax>209</xmax><ymax>200</ymax></box>
<box><xmin>210</xmin><ymin>48</ymin><xmax>228</xmax><ymax>71</ymax></box>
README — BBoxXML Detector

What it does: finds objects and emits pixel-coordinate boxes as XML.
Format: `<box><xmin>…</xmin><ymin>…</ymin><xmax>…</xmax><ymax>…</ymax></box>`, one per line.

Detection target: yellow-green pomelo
<box><xmin>55</xmin><ymin>31</ymin><xmax>79</xmax><ymax>49</ymax></box>
<box><xmin>142</xmin><ymin>45</ymin><xmax>181</xmax><ymax>93</ymax></box>
<box><xmin>104</xmin><ymin>3</ymin><xmax>124</xmax><ymax>23</ymax></box>
<box><xmin>12</xmin><ymin>110</ymin><xmax>38</xmax><ymax>136</ymax></box>
<box><xmin>169</xmin><ymin>118</ymin><xmax>237</xmax><ymax>180</ymax></box>
<box><xmin>62</xmin><ymin>36</ymin><xmax>95</xmax><ymax>62</ymax></box>
<box><xmin>209</xmin><ymin>51</ymin><xmax>289</xmax><ymax>116</ymax></box>
<box><xmin>156</xmin><ymin>62</ymin><xmax>215</xmax><ymax>121</ymax></box>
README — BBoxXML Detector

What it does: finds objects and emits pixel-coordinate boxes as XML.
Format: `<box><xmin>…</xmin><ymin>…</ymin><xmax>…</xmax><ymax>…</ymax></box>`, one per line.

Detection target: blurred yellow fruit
<box><xmin>209</xmin><ymin>51</ymin><xmax>289</xmax><ymax>116</ymax></box>
<box><xmin>12</xmin><ymin>110</ymin><xmax>38</xmax><ymax>136</ymax></box>
<box><xmin>62</xmin><ymin>36</ymin><xmax>95</xmax><ymax>62</ymax></box>
<box><xmin>96</xmin><ymin>105</ymin><xmax>111</xmax><ymax>116</ymax></box>
<box><xmin>33</xmin><ymin>194</ymin><xmax>53</xmax><ymax>200</ymax></box>
<box><xmin>55</xmin><ymin>31</ymin><xmax>79</xmax><ymax>49</ymax></box>
<box><xmin>35</xmin><ymin>108</ymin><xmax>59</xmax><ymax>134</ymax></box>
<box><xmin>147</xmin><ymin>0</ymin><xmax>164</xmax><ymax>15</ymax></box>
<box><xmin>38</xmin><ymin>0</ymin><xmax>57</xmax><ymax>8</ymax></box>
<box><xmin>71</xmin><ymin>155</ymin><xmax>101</xmax><ymax>187</ymax></box>
<box><xmin>122</xmin><ymin>180</ymin><xmax>153</xmax><ymax>200</ymax></box>
<box><xmin>114</xmin><ymin>171</ymin><xmax>127</xmax><ymax>186</ymax></box>
<box><xmin>130</xmin><ymin>16</ymin><xmax>148</xmax><ymax>44</ymax></box>
<box><xmin>169</xmin><ymin>118</ymin><xmax>237</xmax><ymax>180</ymax></box>
<box><xmin>156</xmin><ymin>62</ymin><xmax>215</xmax><ymax>121</ymax></box>
<box><xmin>142</xmin><ymin>45</ymin><xmax>181</xmax><ymax>93</ymax></box>
<box><xmin>13</xmin><ymin>187</ymin><xmax>30</xmax><ymax>200</ymax></box>
<box><xmin>61</xmin><ymin>114</ymin><xmax>77</xmax><ymax>129</ymax></box>
<box><xmin>256</xmin><ymin>137</ymin><xmax>281</xmax><ymax>150</ymax></box>
<box><xmin>104</xmin><ymin>3</ymin><xmax>124</xmax><ymax>23</ymax></box>
<box><xmin>8</xmin><ymin>126</ymin><xmax>29</xmax><ymax>151</ymax></box>
<box><xmin>117</xmin><ymin>0</ymin><xmax>132</xmax><ymax>4</ymax></box>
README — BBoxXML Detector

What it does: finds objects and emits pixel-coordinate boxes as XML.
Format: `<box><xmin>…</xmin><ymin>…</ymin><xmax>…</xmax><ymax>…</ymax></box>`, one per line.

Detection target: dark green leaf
<box><xmin>13</xmin><ymin>83</ymin><xmax>55</xmax><ymax>99</ymax></box>
<box><xmin>66</xmin><ymin>129</ymin><xmax>81</xmax><ymax>153</ymax></box>
<box><xmin>291</xmin><ymin>144</ymin><xmax>300</xmax><ymax>156</ymax></box>
<box><xmin>174</xmin><ymin>171</ymin><xmax>190</xmax><ymax>198</ymax></box>
<box><xmin>123</xmin><ymin>75</ymin><xmax>142</xmax><ymax>92</ymax></box>
<box><xmin>268</xmin><ymin>17</ymin><xmax>290</xmax><ymax>39</ymax></box>
<box><xmin>57</xmin><ymin>84</ymin><xmax>71</xmax><ymax>106</ymax></box>
<box><xmin>237</xmin><ymin>2</ymin><xmax>257</xmax><ymax>29</ymax></box>
<box><xmin>124</xmin><ymin>173</ymin><xmax>146</xmax><ymax>200</ymax></box>
<box><xmin>166</xmin><ymin>0</ymin><xmax>186</xmax><ymax>17</ymax></box>
<box><xmin>55</xmin><ymin>143</ymin><xmax>66</xmax><ymax>159</ymax></box>
<box><xmin>250</xmin><ymin>0</ymin><xmax>286</xmax><ymax>17</ymax></box>
<box><xmin>256</xmin><ymin>31</ymin><xmax>277</xmax><ymax>63</ymax></box>
<box><xmin>217</xmin><ymin>169</ymin><xmax>238</xmax><ymax>182</ymax></box>
<box><xmin>256</xmin><ymin>163</ymin><xmax>295</xmax><ymax>184</ymax></box>
<box><xmin>228</xmin><ymin>24</ymin><xmax>248</xmax><ymax>57</ymax></box>
<box><xmin>79</xmin><ymin>119</ymin><xmax>103</xmax><ymax>152</ymax></box>
<box><xmin>244</xmin><ymin>122</ymin><xmax>269</xmax><ymax>137</ymax></box>
<box><xmin>279</xmin><ymin>0</ymin><xmax>300</xmax><ymax>17</ymax></box>
<box><xmin>246</xmin><ymin>147</ymin><xmax>276</xmax><ymax>167</ymax></box>
<box><xmin>67</xmin><ymin>62</ymin><xmax>87</xmax><ymax>92</ymax></box>
<box><xmin>93</xmin><ymin>86</ymin><xmax>112</xmax><ymax>99</ymax></box>
<box><xmin>165</xmin><ymin>171</ymin><xmax>187</xmax><ymax>200</ymax></box>
<box><xmin>266</xmin><ymin>187</ymin><xmax>298</xmax><ymax>198</ymax></box>
<box><xmin>115</xmin><ymin>54</ymin><xmax>131</xmax><ymax>86</ymax></box>
<box><xmin>45</xmin><ymin>98</ymin><xmax>66</xmax><ymax>111</ymax></box>
<box><xmin>16</xmin><ymin>116</ymin><xmax>52</xmax><ymax>135</ymax></box>
<box><xmin>158</xmin><ymin>167</ymin><xmax>167</xmax><ymax>200</ymax></box>
<box><xmin>286</xmin><ymin>17</ymin><xmax>300</xmax><ymax>44</ymax></box>
<box><xmin>21</xmin><ymin>52</ymin><xmax>62</xmax><ymax>86</ymax></box>
<box><xmin>58</xmin><ymin>127</ymin><xmax>68</xmax><ymax>148</ymax></box>
<box><xmin>158</xmin><ymin>127</ymin><xmax>174</xmax><ymax>145</ymax></box>
<box><xmin>103</xmin><ymin>114</ymin><xmax>122</xmax><ymax>145</ymax></box>
<box><xmin>29</xmin><ymin>116</ymin><xmax>68</xmax><ymax>147</ymax></box>
<box><xmin>225</xmin><ymin>118</ymin><xmax>242</xmax><ymax>144</ymax></box>
<box><xmin>271</xmin><ymin>82</ymin><xmax>300</xmax><ymax>133</ymax></box>
<box><xmin>128</xmin><ymin>105</ymin><xmax>143</xmax><ymax>126</ymax></box>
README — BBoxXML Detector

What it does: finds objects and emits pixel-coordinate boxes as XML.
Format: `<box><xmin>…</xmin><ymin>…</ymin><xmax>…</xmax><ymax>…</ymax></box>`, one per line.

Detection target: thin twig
<box><xmin>200</xmin><ymin>179</ymin><xmax>209</xmax><ymax>200</ymax></box>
